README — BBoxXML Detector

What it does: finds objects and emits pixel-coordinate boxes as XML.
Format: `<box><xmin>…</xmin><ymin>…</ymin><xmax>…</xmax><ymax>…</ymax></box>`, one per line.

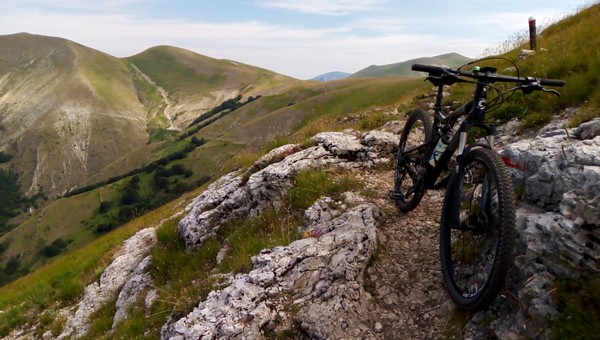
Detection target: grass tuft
<box><xmin>551</xmin><ymin>276</ymin><xmax>600</xmax><ymax>339</ymax></box>
<box><xmin>286</xmin><ymin>169</ymin><xmax>361</xmax><ymax>211</ymax></box>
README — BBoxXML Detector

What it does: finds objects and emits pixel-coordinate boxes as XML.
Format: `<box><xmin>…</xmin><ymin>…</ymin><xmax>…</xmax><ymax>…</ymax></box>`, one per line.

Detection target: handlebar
<box><xmin>411</xmin><ymin>63</ymin><xmax>565</xmax><ymax>87</ymax></box>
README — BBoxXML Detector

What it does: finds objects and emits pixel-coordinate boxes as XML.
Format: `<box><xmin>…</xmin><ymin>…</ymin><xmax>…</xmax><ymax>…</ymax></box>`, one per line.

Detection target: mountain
<box><xmin>0</xmin><ymin>34</ymin><xmax>297</xmax><ymax>200</ymax></box>
<box><xmin>0</xmin><ymin>33</ymin><xmax>149</xmax><ymax>198</ymax></box>
<box><xmin>350</xmin><ymin>52</ymin><xmax>472</xmax><ymax>78</ymax></box>
<box><xmin>126</xmin><ymin>45</ymin><xmax>295</xmax><ymax>130</ymax></box>
<box><xmin>311</xmin><ymin>71</ymin><xmax>351</xmax><ymax>81</ymax></box>
<box><xmin>0</xmin><ymin>32</ymin><xmax>427</xmax><ymax>284</ymax></box>
<box><xmin>2</xmin><ymin>2</ymin><xmax>600</xmax><ymax>337</ymax></box>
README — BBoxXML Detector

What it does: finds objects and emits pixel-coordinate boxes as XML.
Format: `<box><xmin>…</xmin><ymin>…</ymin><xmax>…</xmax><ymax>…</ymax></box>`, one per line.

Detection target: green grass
<box><xmin>90</xmin><ymin>168</ymin><xmax>365</xmax><ymax>338</ymax></box>
<box><xmin>492</xmin><ymin>4</ymin><xmax>600</xmax><ymax>128</ymax></box>
<box><xmin>551</xmin><ymin>276</ymin><xmax>600</xmax><ymax>339</ymax></box>
<box><xmin>127</xmin><ymin>47</ymin><xmax>226</xmax><ymax>95</ymax></box>
<box><xmin>434</xmin><ymin>4</ymin><xmax>600</xmax><ymax>130</ymax></box>
<box><xmin>217</xmin><ymin>207</ymin><xmax>301</xmax><ymax>274</ymax></box>
<box><xmin>296</xmin><ymin>78</ymin><xmax>426</xmax><ymax>127</ymax></box>
<box><xmin>0</xmin><ymin>192</ymin><xmax>195</xmax><ymax>337</ymax></box>
<box><xmin>286</xmin><ymin>169</ymin><xmax>362</xmax><ymax>211</ymax></box>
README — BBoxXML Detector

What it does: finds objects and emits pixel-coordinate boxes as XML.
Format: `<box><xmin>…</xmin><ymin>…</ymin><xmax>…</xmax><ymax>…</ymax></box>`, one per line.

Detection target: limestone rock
<box><xmin>112</xmin><ymin>256</ymin><xmax>154</xmax><ymax>329</ymax></box>
<box><xmin>466</xmin><ymin>115</ymin><xmax>600</xmax><ymax>338</ymax></box>
<box><xmin>573</xmin><ymin>117</ymin><xmax>600</xmax><ymax>140</ymax></box>
<box><xmin>58</xmin><ymin>228</ymin><xmax>157</xmax><ymax>339</ymax></box>
<box><xmin>178</xmin><ymin>130</ymin><xmax>399</xmax><ymax>250</ymax></box>
<box><xmin>501</xmin><ymin>120</ymin><xmax>600</xmax><ymax>226</ymax></box>
<box><xmin>162</xmin><ymin>198</ymin><xmax>382</xmax><ymax>339</ymax></box>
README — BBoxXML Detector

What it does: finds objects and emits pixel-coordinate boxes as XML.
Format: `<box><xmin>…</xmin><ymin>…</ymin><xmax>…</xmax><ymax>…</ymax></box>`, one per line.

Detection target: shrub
<box><xmin>191</xmin><ymin>136</ymin><xmax>205</xmax><ymax>146</ymax></box>
<box><xmin>3</xmin><ymin>257</ymin><xmax>21</xmax><ymax>275</ymax></box>
<box><xmin>98</xmin><ymin>201</ymin><xmax>111</xmax><ymax>214</ymax></box>
<box><xmin>95</xmin><ymin>219</ymin><xmax>118</xmax><ymax>234</ymax></box>
<box><xmin>42</xmin><ymin>238</ymin><xmax>68</xmax><ymax>257</ymax></box>
<box><xmin>120</xmin><ymin>190</ymin><xmax>140</xmax><ymax>206</ymax></box>
<box><xmin>0</xmin><ymin>241</ymin><xmax>9</xmax><ymax>254</ymax></box>
<box><xmin>171</xmin><ymin>164</ymin><xmax>187</xmax><ymax>176</ymax></box>
<box><xmin>0</xmin><ymin>152</ymin><xmax>13</xmax><ymax>163</ymax></box>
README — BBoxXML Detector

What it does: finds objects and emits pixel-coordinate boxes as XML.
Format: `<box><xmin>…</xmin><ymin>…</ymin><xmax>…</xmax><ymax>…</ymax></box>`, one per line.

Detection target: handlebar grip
<box><xmin>539</xmin><ymin>78</ymin><xmax>565</xmax><ymax>87</ymax></box>
<box><xmin>411</xmin><ymin>63</ymin><xmax>444</xmax><ymax>74</ymax></box>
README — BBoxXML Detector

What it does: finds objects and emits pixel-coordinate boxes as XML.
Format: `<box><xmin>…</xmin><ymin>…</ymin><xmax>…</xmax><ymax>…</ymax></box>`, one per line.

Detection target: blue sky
<box><xmin>0</xmin><ymin>0</ymin><xmax>592</xmax><ymax>79</ymax></box>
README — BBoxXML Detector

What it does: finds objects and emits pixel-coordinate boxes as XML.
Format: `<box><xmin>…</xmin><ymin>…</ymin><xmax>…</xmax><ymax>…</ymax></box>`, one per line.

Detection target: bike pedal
<box><xmin>432</xmin><ymin>175</ymin><xmax>451</xmax><ymax>190</ymax></box>
<box><xmin>388</xmin><ymin>190</ymin><xmax>403</xmax><ymax>200</ymax></box>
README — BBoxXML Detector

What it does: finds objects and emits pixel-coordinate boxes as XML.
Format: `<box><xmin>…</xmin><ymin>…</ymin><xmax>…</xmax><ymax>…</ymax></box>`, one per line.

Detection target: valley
<box><xmin>1</xmin><ymin>3</ymin><xmax>599</xmax><ymax>336</ymax></box>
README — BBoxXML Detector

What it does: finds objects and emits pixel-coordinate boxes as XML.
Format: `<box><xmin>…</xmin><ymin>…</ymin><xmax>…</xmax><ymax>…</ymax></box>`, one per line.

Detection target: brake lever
<box><xmin>542</xmin><ymin>88</ymin><xmax>561</xmax><ymax>97</ymax></box>
<box><xmin>520</xmin><ymin>82</ymin><xmax>541</xmax><ymax>94</ymax></box>
<box><xmin>521</xmin><ymin>80</ymin><xmax>561</xmax><ymax>97</ymax></box>
<box><xmin>426</xmin><ymin>72</ymin><xmax>461</xmax><ymax>86</ymax></box>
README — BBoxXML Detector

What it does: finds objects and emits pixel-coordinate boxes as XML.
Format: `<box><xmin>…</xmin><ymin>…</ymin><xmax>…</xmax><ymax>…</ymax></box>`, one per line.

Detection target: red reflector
<box><xmin>502</xmin><ymin>156</ymin><xmax>526</xmax><ymax>171</ymax></box>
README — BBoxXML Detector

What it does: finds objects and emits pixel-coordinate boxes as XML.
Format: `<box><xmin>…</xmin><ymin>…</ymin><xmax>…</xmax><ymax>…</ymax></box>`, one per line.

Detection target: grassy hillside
<box><xmin>0</xmin><ymin>69</ymin><xmax>428</xmax><ymax>338</ymax></box>
<box><xmin>0</xmin><ymin>33</ymin><xmax>149</xmax><ymax>199</ymax></box>
<box><xmin>0</xmin><ymin>66</ymin><xmax>426</xmax><ymax>286</ymax></box>
<box><xmin>515</xmin><ymin>3</ymin><xmax>600</xmax><ymax>126</ymax></box>
<box><xmin>2</xmin><ymin>3</ymin><xmax>600</xmax><ymax>336</ymax></box>
<box><xmin>350</xmin><ymin>52</ymin><xmax>472</xmax><ymax>78</ymax></box>
<box><xmin>126</xmin><ymin>46</ymin><xmax>298</xmax><ymax>130</ymax></box>
<box><xmin>441</xmin><ymin>4</ymin><xmax>600</xmax><ymax>128</ymax></box>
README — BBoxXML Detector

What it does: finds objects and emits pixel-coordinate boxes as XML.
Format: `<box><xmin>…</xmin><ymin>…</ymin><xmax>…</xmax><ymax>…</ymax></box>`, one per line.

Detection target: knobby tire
<box><xmin>440</xmin><ymin>147</ymin><xmax>516</xmax><ymax>311</ymax></box>
<box><xmin>394</xmin><ymin>110</ymin><xmax>432</xmax><ymax>212</ymax></box>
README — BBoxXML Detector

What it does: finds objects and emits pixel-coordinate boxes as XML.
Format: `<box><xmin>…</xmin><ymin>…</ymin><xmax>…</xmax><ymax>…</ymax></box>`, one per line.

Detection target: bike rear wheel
<box><xmin>440</xmin><ymin>147</ymin><xmax>515</xmax><ymax>311</ymax></box>
<box><xmin>394</xmin><ymin>109</ymin><xmax>432</xmax><ymax>212</ymax></box>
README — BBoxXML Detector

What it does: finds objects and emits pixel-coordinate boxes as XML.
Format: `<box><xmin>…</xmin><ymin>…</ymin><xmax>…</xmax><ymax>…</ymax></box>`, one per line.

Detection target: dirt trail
<box><xmin>358</xmin><ymin>169</ymin><xmax>457</xmax><ymax>339</ymax></box>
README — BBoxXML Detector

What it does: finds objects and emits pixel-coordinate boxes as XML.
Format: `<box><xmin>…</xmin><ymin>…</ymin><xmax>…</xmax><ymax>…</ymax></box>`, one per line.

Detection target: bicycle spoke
<box><xmin>394</xmin><ymin>110</ymin><xmax>432</xmax><ymax>212</ymax></box>
<box><xmin>440</xmin><ymin>148</ymin><xmax>515</xmax><ymax>310</ymax></box>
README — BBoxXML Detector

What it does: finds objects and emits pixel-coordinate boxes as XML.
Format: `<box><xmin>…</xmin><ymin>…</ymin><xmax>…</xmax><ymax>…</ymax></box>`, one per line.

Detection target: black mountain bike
<box><xmin>392</xmin><ymin>59</ymin><xmax>564</xmax><ymax>311</ymax></box>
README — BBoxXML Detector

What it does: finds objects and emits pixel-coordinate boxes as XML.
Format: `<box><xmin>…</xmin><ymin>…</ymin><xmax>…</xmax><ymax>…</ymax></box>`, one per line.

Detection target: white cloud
<box><xmin>0</xmin><ymin>6</ymin><xmax>488</xmax><ymax>79</ymax></box>
<box><xmin>0</xmin><ymin>1</ymin><xmax>584</xmax><ymax>79</ymax></box>
<box><xmin>348</xmin><ymin>17</ymin><xmax>407</xmax><ymax>33</ymax></box>
<box><xmin>255</xmin><ymin>0</ymin><xmax>390</xmax><ymax>15</ymax></box>
<box><xmin>0</xmin><ymin>0</ymin><xmax>149</xmax><ymax>12</ymax></box>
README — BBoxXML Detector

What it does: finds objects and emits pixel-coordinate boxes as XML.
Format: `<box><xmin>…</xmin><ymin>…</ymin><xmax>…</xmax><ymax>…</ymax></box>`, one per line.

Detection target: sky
<box><xmin>0</xmin><ymin>0</ymin><xmax>593</xmax><ymax>79</ymax></box>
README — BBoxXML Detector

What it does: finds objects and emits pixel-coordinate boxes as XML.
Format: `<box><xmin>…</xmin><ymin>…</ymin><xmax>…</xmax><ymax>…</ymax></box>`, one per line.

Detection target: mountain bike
<box><xmin>392</xmin><ymin>58</ymin><xmax>564</xmax><ymax>311</ymax></box>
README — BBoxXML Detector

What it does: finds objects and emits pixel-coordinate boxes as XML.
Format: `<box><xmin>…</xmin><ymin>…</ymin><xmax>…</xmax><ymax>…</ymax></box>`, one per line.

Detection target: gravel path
<box><xmin>357</xmin><ymin>169</ymin><xmax>457</xmax><ymax>339</ymax></box>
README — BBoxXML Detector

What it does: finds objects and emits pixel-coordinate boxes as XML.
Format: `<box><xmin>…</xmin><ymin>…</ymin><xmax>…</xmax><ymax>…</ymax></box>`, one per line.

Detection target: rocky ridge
<box><xmin>466</xmin><ymin>116</ymin><xmax>600</xmax><ymax>339</ymax></box>
<box><xmin>10</xmin><ymin>114</ymin><xmax>600</xmax><ymax>339</ymax></box>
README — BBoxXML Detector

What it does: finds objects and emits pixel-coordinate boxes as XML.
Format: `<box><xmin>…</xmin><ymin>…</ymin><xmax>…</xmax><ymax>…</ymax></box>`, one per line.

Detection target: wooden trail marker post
<box><xmin>529</xmin><ymin>16</ymin><xmax>537</xmax><ymax>50</ymax></box>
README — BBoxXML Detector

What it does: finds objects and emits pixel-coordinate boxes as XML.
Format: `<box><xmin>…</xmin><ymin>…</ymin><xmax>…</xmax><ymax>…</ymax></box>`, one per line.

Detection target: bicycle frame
<box><xmin>413</xmin><ymin>79</ymin><xmax>498</xmax><ymax>190</ymax></box>
<box><xmin>399</xmin><ymin>60</ymin><xmax>564</xmax><ymax>311</ymax></box>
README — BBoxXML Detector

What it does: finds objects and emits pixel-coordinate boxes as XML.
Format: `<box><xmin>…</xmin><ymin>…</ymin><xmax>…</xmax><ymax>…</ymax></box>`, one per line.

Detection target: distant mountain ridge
<box><xmin>1</xmin><ymin>32</ymin><xmax>429</xmax><ymax>279</ymax></box>
<box><xmin>0</xmin><ymin>33</ymin><xmax>150</xmax><ymax>198</ymax></box>
<box><xmin>350</xmin><ymin>52</ymin><xmax>472</xmax><ymax>78</ymax></box>
<box><xmin>311</xmin><ymin>71</ymin><xmax>351</xmax><ymax>81</ymax></box>
<box><xmin>0</xmin><ymin>33</ymin><xmax>295</xmax><ymax>198</ymax></box>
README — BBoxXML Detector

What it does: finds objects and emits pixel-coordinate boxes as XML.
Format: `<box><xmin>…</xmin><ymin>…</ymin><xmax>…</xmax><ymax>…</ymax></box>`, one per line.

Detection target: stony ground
<box><xmin>356</xmin><ymin>168</ymin><xmax>458</xmax><ymax>339</ymax></box>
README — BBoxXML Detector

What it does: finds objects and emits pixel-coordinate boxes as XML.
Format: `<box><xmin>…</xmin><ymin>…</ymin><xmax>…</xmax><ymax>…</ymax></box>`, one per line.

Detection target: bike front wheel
<box><xmin>394</xmin><ymin>109</ymin><xmax>432</xmax><ymax>212</ymax></box>
<box><xmin>440</xmin><ymin>147</ymin><xmax>515</xmax><ymax>311</ymax></box>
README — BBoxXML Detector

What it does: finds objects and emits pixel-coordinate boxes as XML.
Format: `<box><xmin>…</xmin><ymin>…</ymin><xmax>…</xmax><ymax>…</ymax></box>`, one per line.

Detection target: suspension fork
<box><xmin>444</xmin><ymin>81</ymin><xmax>490</xmax><ymax>228</ymax></box>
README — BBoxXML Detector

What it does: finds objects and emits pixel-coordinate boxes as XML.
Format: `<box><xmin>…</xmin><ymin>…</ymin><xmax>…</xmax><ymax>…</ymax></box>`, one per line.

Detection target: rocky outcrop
<box><xmin>36</xmin><ymin>129</ymin><xmax>396</xmax><ymax>339</ymax></box>
<box><xmin>58</xmin><ymin>228</ymin><xmax>157</xmax><ymax>339</ymax></box>
<box><xmin>178</xmin><ymin>130</ymin><xmax>398</xmax><ymax>250</ymax></box>
<box><xmin>501</xmin><ymin>117</ymin><xmax>600</xmax><ymax>271</ymax></box>
<box><xmin>30</xmin><ymin>116</ymin><xmax>599</xmax><ymax>339</ymax></box>
<box><xmin>501</xmin><ymin>117</ymin><xmax>600</xmax><ymax>221</ymax></box>
<box><xmin>162</xmin><ymin>198</ymin><xmax>381</xmax><ymax>339</ymax></box>
<box><xmin>166</xmin><ymin>130</ymin><xmax>397</xmax><ymax>338</ymax></box>
<box><xmin>467</xmin><ymin>115</ymin><xmax>600</xmax><ymax>338</ymax></box>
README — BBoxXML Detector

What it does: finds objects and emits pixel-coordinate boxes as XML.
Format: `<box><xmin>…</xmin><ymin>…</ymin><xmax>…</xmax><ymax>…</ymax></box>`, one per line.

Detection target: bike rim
<box><xmin>447</xmin><ymin>160</ymin><xmax>500</xmax><ymax>299</ymax></box>
<box><xmin>395</xmin><ymin>119</ymin><xmax>427</xmax><ymax>203</ymax></box>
